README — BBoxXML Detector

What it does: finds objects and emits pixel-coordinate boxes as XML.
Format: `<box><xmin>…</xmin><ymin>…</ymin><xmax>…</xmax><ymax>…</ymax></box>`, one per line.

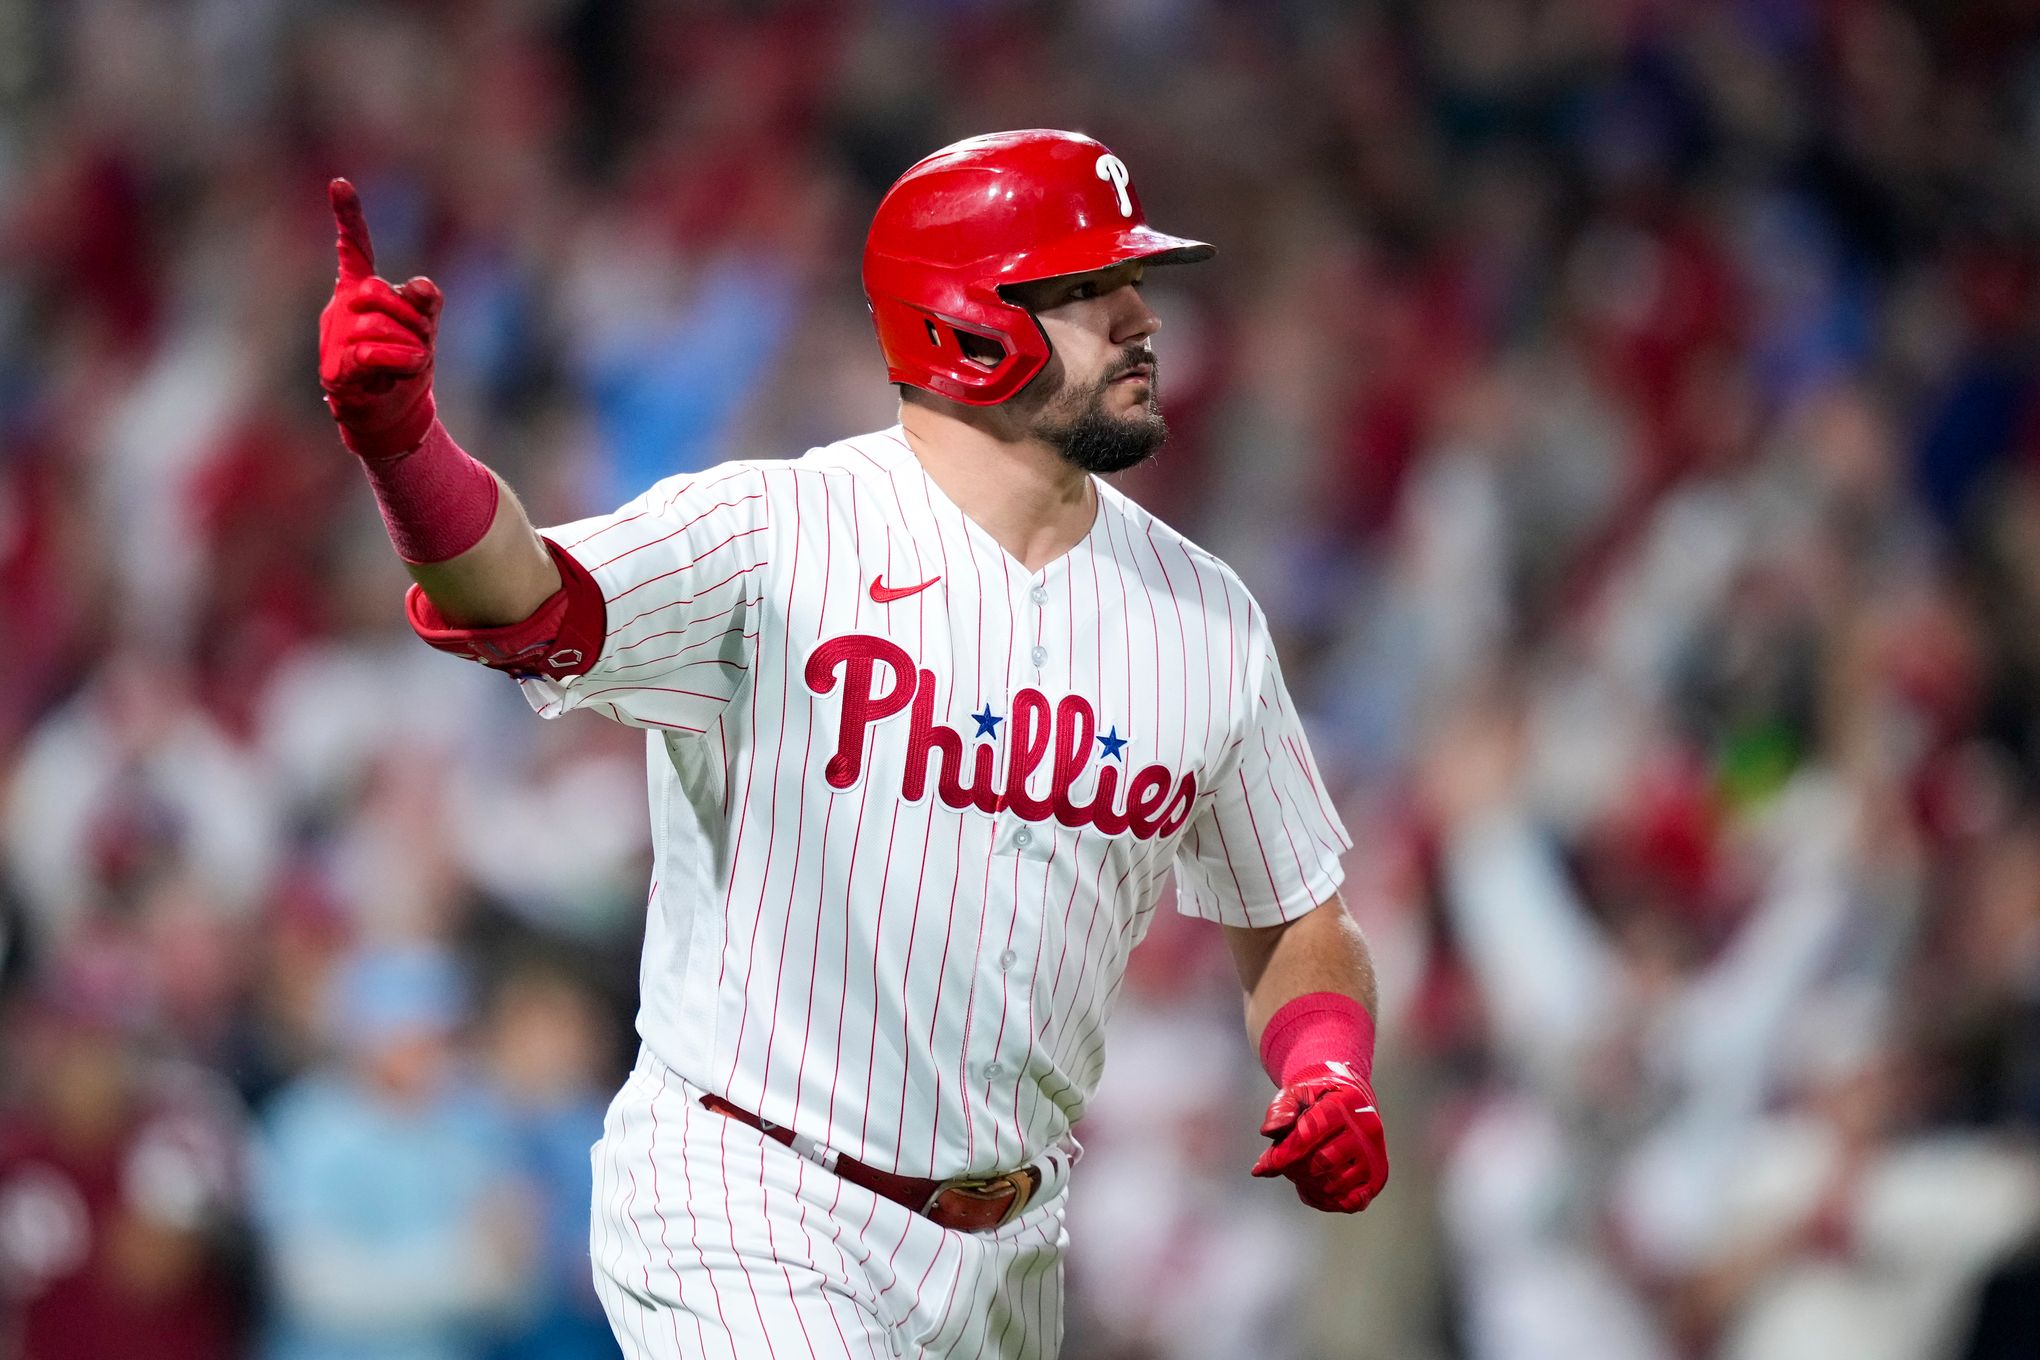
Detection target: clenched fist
<box><xmin>318</xmin><ymin>179</ymin><xmax>442</xmax><ymax>460</ymax></box>
<box><xmin>1250</xmin><ymin>1060</ymin><xmax>1388</xmax><ymax>1213</ymax></box>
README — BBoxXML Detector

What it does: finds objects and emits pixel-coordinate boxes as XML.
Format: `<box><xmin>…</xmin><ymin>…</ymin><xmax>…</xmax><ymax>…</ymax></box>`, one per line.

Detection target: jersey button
<box><xmin>998</xmin><ymin>948</ymin><xmax>1019</xmax><ymax>970</ymax></box>
<box><xmin>982</xmin><ymin>1063</ymin><xmax>1005</xmax><ymax>1080</ymax></box>
<box><xmin>1029</xmin><ymin>584</ymin><xmax>1049</xmax><ymax>605</ymax></box>
<box><xmin>1013</xmin><ymin>827</ymin><xmax>1033</xmax><ymax>848</ymax></box>
<box><xmin>1029</xmin><ymin>645</ymin><xmax>1048</xmax><ymax>667</ymax></box>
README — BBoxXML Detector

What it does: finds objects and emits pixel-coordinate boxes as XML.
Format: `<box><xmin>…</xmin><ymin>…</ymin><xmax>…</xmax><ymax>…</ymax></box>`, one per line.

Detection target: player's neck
<box><xmin>898</xmin><ymin>405</ymin><xmax>1096</xmax><ymax>574</ymax></box>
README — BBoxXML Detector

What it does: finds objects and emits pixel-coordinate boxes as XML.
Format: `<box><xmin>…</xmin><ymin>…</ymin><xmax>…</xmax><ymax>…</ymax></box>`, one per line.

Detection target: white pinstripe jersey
<box><xmin>515</xmin><ymin>426</ymin><xmax>1349</xmax><ymax>1179</ymax></box>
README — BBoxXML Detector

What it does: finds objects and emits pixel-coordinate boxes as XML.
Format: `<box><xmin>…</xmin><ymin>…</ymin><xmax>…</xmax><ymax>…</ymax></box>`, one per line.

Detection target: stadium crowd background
<box><xmin>7</xmin><ymin>1</ymin><xmax>2040</xmax><ymax>1357</ymax></box>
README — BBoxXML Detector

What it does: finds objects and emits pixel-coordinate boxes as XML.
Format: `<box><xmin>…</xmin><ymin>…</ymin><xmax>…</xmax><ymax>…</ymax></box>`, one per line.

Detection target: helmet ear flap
<box><xmin>867</xmin><ymin>288</ymin><xmax>1048</xmax><ymax>405</ymax></box>
<box><xmin>918</xmin><ymin>313</ymin><xmax>1005</xmax><ymax>371</ymax></box>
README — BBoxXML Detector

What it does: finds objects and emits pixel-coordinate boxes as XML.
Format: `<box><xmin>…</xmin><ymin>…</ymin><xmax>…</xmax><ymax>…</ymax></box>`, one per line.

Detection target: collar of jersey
<box><xmin>867</xmin><ymin>425</ymin><xmax>1110</xmax><ymax>582</ymax></box>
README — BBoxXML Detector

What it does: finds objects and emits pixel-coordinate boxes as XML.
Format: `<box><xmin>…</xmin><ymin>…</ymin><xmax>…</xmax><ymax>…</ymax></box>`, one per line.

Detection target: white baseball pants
<box><xmin>591</xmin><ymin>1049</ymin><xmax>1075</xmax><ymax>1359</ymax></box>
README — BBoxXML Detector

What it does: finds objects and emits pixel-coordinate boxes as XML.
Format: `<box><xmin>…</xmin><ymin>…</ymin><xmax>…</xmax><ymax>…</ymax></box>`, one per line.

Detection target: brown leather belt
<box><xmin>699</xmin><ymin>1094</ymin><xmax>1042</xmax><ymax>1233</ymax></box>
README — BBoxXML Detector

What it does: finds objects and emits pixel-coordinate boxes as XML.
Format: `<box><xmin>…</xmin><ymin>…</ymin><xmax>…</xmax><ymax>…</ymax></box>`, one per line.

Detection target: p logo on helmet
<box><xmin>1094</xmin><ymin>155</ymin><xmax>1132</xmax><ymax>217</ymax></box>
<box><xmin>862</xmin><ymin>129</ymin><xmax>1214</xmax><ymax>407</ymax></box>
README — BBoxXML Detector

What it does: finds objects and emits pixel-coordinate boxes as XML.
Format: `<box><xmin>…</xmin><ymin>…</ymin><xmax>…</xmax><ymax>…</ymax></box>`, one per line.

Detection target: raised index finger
<box><xmin>329</xmin><ymin>178</ymin><xmax>375</xmax><ymax>281</ymax></box>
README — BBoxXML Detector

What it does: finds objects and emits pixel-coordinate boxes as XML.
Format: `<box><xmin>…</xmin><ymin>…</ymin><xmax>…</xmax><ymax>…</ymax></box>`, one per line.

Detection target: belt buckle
<box><xmin>923</xmin><ymin>1168</ymin><xmax>1038</xmax><ymax>1232</ymax></box>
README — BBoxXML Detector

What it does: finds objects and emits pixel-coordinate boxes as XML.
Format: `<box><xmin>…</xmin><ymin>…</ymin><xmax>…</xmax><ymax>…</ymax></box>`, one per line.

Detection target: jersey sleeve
<box><xmin>1172</xmin><ymin>620</ymin><xmax>1352</xmax><ymax>927</ymax></box>
<box><xmin>409</xmin><ymin>463</ymin><xmax>773</xmax><ymax>734</ymax></box>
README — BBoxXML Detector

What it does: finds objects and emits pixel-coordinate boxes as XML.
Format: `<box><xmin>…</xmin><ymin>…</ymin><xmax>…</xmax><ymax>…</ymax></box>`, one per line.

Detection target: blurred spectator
<box><xmin>474</xmin><ymin>959</ymin><xmax>620</xmax><ymax>1360</ymax></box>
<box><xmin>3</xmin><ymin>648</ymin><xmax>284</xmax><ymax>949</ymax></box>
<box><xmin>253</xmin><ymin>945</ymin><xmax>528</xmax><ymax>1360</ymax></box>
<box><xmin>1675</xmin><ymin>1017</ymin><xmax>2040</xmax><ymax>1360</ymax></box>
<box><xmin>0</xmin><ymin>946</ymin><xmax>248</xmax><ymax>1360</ymax></box>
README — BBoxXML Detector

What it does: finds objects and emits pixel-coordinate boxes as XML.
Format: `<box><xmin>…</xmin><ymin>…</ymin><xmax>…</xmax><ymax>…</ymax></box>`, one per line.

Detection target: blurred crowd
<box><xmin>8</xmin><ymin>1</ymin><xmax>2040</xmax><ymax>1358</ymax></box>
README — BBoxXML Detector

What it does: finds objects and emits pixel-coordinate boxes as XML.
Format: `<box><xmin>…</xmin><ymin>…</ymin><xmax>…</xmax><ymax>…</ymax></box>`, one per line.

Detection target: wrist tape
<box><xmin>1259</xmin><ymin>991</ymin><xmax>1376</xmax><ymax>1088</ymax></box>
<box><xmin>359</xmin><ymin>418</ymin><xmax>499</xmax><ymax>565</ymax></box>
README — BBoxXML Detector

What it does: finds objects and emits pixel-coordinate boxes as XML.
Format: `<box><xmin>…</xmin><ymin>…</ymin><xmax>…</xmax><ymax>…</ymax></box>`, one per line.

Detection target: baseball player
<box><xmin>317</xmin><ymin>129</ymin><xmax>1388</xmax><ymax>1359</ymax></box>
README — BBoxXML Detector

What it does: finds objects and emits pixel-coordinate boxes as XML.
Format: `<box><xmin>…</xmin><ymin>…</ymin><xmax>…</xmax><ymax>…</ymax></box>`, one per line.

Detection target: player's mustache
<box><xmin>1106</xmin><ymin>347</ymin><xmax>1157</xmax><ymax>382</ymax></box>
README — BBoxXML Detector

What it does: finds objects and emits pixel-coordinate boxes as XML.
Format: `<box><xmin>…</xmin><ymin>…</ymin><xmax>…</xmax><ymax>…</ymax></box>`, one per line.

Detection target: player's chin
<box><xmin>1103</xmin><ymin>374</ymin><xmax>1158</xmax><ymax>412</ymax></box>
<box><xmin>1094</xmin><ymin>393</ymin><xmax>1162</xmax><ymax>441</ymax></box>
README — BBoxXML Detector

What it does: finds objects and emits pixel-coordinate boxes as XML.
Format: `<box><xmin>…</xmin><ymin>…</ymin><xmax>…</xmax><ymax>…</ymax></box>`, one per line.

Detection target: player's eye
<box><xmin>1068</xmin><ymin>282</ymin><xmax>1098</xmax><ymax>301</ymax></box>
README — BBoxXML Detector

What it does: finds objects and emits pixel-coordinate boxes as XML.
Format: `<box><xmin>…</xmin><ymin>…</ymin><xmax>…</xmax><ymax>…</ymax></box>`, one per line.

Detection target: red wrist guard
<box><xmin>1259</xmin><ymin>992</ymin><xmax>1376</xmax><ymax>1087</ymax></box>
<box><xmin>406</xmin><ymin>538</ymin><xmax>604</xmax><ymax>680</ymax></box>
<box><xmin>359</xmin><ymin>418</ymin><xmax>500</xmax><ymax>565</ymax></box>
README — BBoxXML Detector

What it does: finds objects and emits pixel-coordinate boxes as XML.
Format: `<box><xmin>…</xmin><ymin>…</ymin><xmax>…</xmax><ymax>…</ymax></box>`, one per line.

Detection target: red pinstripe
<box><xmin>588</xmin><ymin>493</ymin><xmax>769</xmax><ymax>570</ymax></box>
<box><xmin>926</xmin><ymin>1228</ymin><xmax>990</xmax><ymax>1352</ymax></box>
<box><xmin>1255</xmin><ymin>725</ymin><xmax>1318</xmax><ymax>888</ymax></box>
<box><xmin>712</xmin><ymin>1111</ymin><xmax>781</xmax><ymax>1357</ymax></box>
<box><xmin>563</xmin><ymin>465</ymin><xmax>759</xmax><ymax>549</ymax></box>
<box><xmin>715</xmin><ymin>714</ymin><xmax>732</xmax><ymax>816</ymax></box>
<box><xmin>857</xmin><ymin>468</ymin><xmax>932</xmax><ymax>1179</ymax></box>
<box><xmin>1180</xmin><ymin>540</ymin><xmax>1218</xmax><ymax>753</ymax></box>
<box><xmin>1143</xmin><ymin>522</ymin><xmax>1190</xmax><ymax>766</ymax></box>
<box><xmin>823</xmin><ymin>505</ymin><xmax>875</xmax><ymax>1151</ymax></box>
<box><xmin>1117</xmin><ymin>511</ymin><xmax>1167</xmax><ymax>766</ymax></box>
<box><xmin>564</xmin><ymin>465</ymin><xmax>758</xmax><ymax>551</ymax></box>
<box><xmin>602</xmin><ymin>643</ymin><xmax>749</xmax><ymax>676</ymax></box>
<box><xmin>709</xmin><ymin>492</ymin><xmax>777</xmax><ymax>1028</ymax></box>
<box><xmin>608</xmin><ymin>599</ymin><xmax>752</xmax><ymax>656</ymax></box>
<box><xmin>891</xmin><ymin>467</ymin><xmax>958</xmax><ymax>1173</ymax></box>
<box><xmin>1013</xmin><ymin>553</ymin><xmax>1079</xmax><ymax>1136</ymax></box>
<box><xmin>579</xmin><ymin>682</ymin><xmax>731</xmax><ymax>704</ymax></box>
<box><xmin>1032</xmin><ymin>524</ymin><xmax>1113</xmax><ymax>1113</ymax></box>
<box><xmin>651</xmin><ymin>466</ymin><xmax>763</xmax><ymax>518</ymax></box>
<box><xmin>1039</xmin><ymin>840</ymin><xmax>1115</xmax><ymax>1111</ymax></box>
<box><xmin>605</xmin><ymin>526</ymin><xmax>770</xmax><ymax>604</ymax></box>
<box><xmin>1203</xmin><ymin>789</ymin><xmax>1257</xmax><ymax>919</ymax></box>
<box><xmin>1233</xmin><ymin>763</ymin><xmax>1287</xmax><ymax>910</ymax></box>
<box><xmin>563</xmin><ymin>509</ymin><xmax>652</xmax><ymax>551</ymax></box>
<box><xmin>1283</xmin><ymin>730</ymin><xmax>1344</xmax><ymax>839</ymax></box>
<box><xmin>952</xmin><ymin>541</ymin><xmax>1021</xmax><ymax>1167</ymax></box>
<box><xmin>980</xmin><ymin>554</ymin><xmax>1048</xmax><ymax>1164</ymax></box>
<box><xmin>978</xmin><ymin>1219</ymin><xmax>1058</xmax><ymax>1360</ymax></box>
<box><xmin>650</xmin><ymin>1069</ymin><xmax>728</xmax><ymax>1349</ymax></box>
<box><xmin>872</xmin><ymin>1180</ymin><xmax>917</xmax><ymax>1304</ymax></box>
<box><xmin>749</xmin><ymin>1138</ymin><xmax>822</xmax><ymax>1358</ymax></box>
<box><xmin>921</xmin><ymin>481</ymin><xmax>992</xmax><ymax>1169</ymax></box>
<box><xmin>1037</xmin><ymin>506</ymin><xmax>1145</xmax><ymax>1083</ymax></box>
<box><xmin>783</xmin><ymin>1156</ymin><xmax>861</xmax><ymax>1357</ymax></box>
<box><xmin>722</xmin><ymin>471</ymin><xmax>809</xmax><ymax>1100</ymax></box>
<box><xmin>769</xmin><ymin>478</ymin><xmax>835</xmax><ymax>1119</ymax></box>
<box><xmin>626</xmin><ymin>713</ymin><xmax>705</xmax><ymax>733</ymax></box>
<box><xmin>606</xmin><ymin>562</ymin><xmax>767</xmax><ymax>636</ymax></box>
<box><xmin>1056</xmin><ymin>854</ymin><xmax>1143</xmax><ymax>1084</ymax></box>
<box><xmin>611</xmin><ymin>1089</ymin><xmax>667</xmax><ymax>1337</ymax></box>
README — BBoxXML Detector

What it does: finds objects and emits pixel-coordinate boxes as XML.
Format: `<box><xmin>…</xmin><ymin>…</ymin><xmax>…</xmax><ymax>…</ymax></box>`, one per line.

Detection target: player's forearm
<box><xmin>317</xmin><ymin>181</ymin><xmax>559</xmax><ymax>629</ymax></box>
<box><xmin>1225</xmin><ymin>895</ymin><xmax>1378</xmax><ymax>1049</ymax></box>
<box><xmin>1237</xmin><ymin>896</ymin><xmax>1391</xmax><ymax>1212</ymax></box>
<box><xmin>399</xmin><ymin>464</ymin><xmax>560</xmax><ymax>627</ymax></box>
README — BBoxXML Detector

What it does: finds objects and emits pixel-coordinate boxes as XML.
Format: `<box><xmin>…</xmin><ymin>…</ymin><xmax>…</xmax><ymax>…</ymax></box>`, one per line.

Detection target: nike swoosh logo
<box><xmin>870</xmin><ymin>574</ymin><xmax>940</xmax><ymax>603</ymax></box>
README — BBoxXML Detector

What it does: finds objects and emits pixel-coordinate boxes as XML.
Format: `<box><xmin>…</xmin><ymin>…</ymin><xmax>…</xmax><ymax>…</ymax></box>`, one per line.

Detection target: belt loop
<box><xmin>786</xmin><ymin>1129</ymin><xmax>840</xmax><ymax>1175</ymax></box>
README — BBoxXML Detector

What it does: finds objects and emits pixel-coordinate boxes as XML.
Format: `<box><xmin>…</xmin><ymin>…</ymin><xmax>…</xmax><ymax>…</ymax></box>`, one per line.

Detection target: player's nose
<box><xmin>1109</xmin><ymin>288</ymin><xmax>1161</xmax><ymax>344</ymax></box>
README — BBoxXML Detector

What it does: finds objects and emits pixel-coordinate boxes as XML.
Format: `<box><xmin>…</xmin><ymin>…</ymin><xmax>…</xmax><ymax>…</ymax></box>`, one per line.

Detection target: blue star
<box><xmin>971</xmin><ymin>705</ymin><xmax>1004</xmax><ymax>740</ymax></box>
<box><xmin>1096</xmin><ymin>726</ymin><xmax>1128</xmax><ymax>761</ymax></box>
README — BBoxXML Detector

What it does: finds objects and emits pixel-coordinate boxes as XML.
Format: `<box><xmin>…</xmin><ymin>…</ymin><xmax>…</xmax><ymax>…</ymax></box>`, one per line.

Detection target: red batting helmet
<box><xmin>862</xmin><ymin>129</ymin><xmax>1215</xmax><ymax>406</ymax></box>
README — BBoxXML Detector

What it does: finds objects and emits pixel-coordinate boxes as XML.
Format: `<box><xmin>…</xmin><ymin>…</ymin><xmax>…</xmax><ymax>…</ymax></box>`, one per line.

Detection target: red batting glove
<box><xmin>1250</xmin><ymin>1060</ymin><xmax>1388</xmax><ymax>1213</ymax></box>
<box><xmin>318</xmin><ymin>179</ymin><xmax>443</xmax><ymax>460</ymax></box>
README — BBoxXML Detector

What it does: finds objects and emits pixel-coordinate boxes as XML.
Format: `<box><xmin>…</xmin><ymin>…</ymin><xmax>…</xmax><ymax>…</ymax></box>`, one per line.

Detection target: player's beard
<box><xmin>1026</xmin><ymin>349</ymin><xmax>1168</xmax><ymax>474</ymax></box>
